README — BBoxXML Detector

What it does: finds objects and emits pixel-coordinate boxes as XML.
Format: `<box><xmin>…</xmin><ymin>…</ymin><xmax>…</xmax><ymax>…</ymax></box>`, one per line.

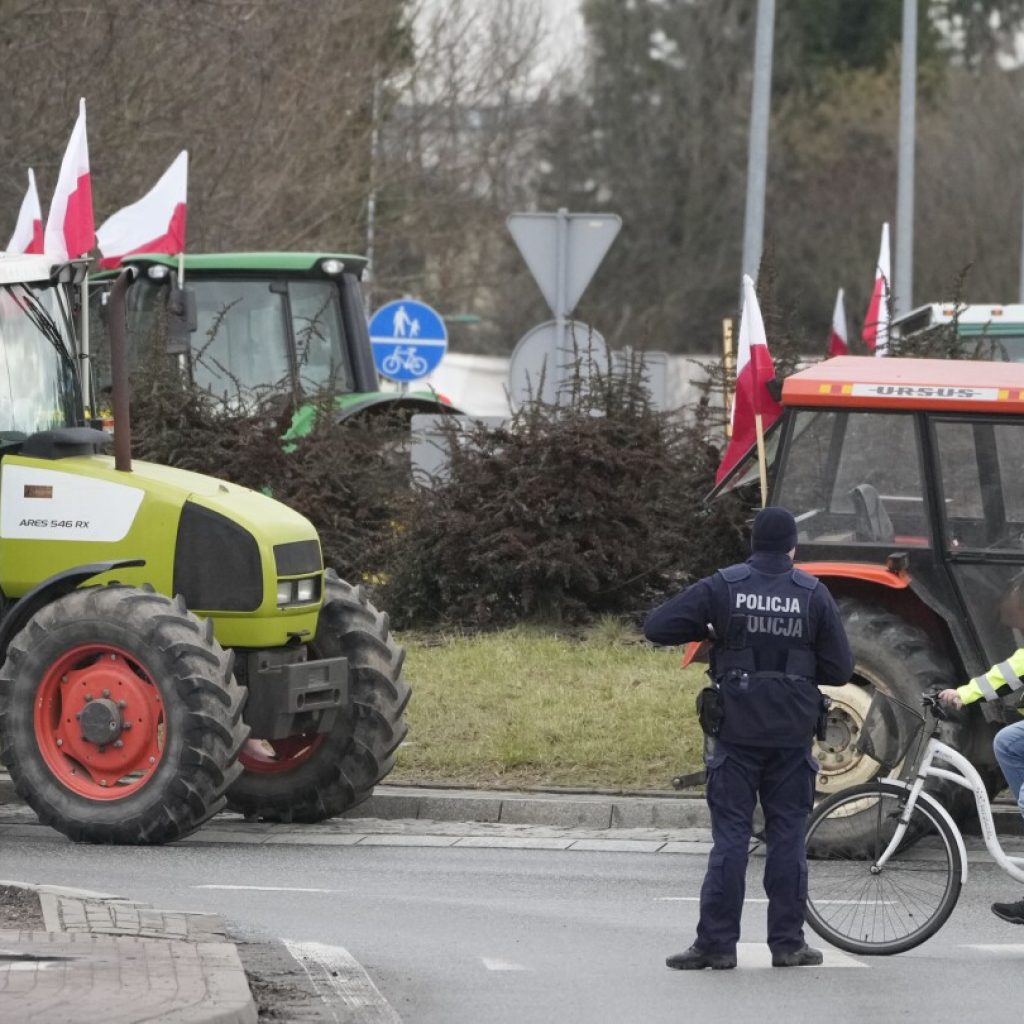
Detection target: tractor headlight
<box><xmin>276</xmin><ymin>576</ymin><xmax>321</xmax><ymax>607</ymax></box>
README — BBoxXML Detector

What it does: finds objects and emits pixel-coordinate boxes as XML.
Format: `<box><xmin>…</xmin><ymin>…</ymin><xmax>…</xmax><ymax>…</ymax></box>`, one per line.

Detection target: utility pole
<box><xmin>1019</xmin><ymin>172</ymin><xmax>1024</xmax><ymax>302</ymax></box>
<box><xmin>895</xmin><ymin>0</ymin><xmax>917</xmax><ymax>317</ymax></box>
<box><xmin>741</xmin><ymin>0</ymin><xmax>776</xmax><ymax>292</ymax></box>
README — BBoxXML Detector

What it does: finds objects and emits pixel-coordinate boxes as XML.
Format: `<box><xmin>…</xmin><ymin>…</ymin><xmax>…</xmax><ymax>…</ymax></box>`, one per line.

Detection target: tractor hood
<box><xmin>0</xmin><ymin>453</ymin><xmax>323</xmax><ymax>648</ymax></box>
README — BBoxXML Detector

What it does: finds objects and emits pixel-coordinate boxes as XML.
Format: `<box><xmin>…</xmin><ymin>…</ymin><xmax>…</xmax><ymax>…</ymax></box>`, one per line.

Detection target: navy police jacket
<box><xmin>644</xmin><ymin>551</ymin><xmax>854</xmax><ymax>746</ymax></box>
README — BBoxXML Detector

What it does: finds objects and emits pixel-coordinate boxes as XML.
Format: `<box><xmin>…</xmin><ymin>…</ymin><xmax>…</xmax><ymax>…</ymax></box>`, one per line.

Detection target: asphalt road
<box><xmin>2</xmin><ymin>821</ymin><xmax>1024</xmax><ymax>1023</ymax></box>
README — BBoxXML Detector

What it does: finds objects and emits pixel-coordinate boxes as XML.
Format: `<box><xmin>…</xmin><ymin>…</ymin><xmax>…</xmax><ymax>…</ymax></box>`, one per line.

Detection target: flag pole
<box><xmin>722</xmin><ymin>317</ymin><xmax>734</xmax><ymax>437</ymax></box>
<box><xmin>754</xmin><ymin>412</ymin><xmax>768</xmax><ymax>507</ymax></box>
<box><xmin>80</xmin><ymin>275</ymin><xmax>92</xmax><ymax>417</ymax></box>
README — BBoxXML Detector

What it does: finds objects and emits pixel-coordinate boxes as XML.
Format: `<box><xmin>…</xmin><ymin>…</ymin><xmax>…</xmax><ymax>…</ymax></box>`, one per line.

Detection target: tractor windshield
<box><xmin>121</xmin><ymin>276</ymin><xmax>354</xmax><ymax>402</ymax></box>
<box><xmin>774</xmin><ymin>409</ymin><xmax>930</xmax><ymax>547</ymax></box>
<box><xmin>0</xmin><ymin>282</ymin><xmax>79</xmax><ymax>436</ymax></box>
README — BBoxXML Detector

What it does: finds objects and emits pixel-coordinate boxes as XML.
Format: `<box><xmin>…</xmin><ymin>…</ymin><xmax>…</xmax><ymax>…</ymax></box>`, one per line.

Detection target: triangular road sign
<box><xmin>507</xmin><ymin>212</ymin><xmax>621</xmax><ymax>318</ymax></box>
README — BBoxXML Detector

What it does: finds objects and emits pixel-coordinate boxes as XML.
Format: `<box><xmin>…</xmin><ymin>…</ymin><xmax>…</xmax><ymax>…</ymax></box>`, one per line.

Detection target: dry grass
<box><xmin>391</xmin><ymin>623</ymin><xmax>707</xmax><ymax>791</ymax></box>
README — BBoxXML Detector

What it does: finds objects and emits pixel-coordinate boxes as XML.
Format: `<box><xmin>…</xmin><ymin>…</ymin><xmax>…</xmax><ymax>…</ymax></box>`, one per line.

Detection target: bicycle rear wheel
<box><xmin>805</xmin><ymin>781</ymin><xmax>963</xmax><ymax>955</ymax></box>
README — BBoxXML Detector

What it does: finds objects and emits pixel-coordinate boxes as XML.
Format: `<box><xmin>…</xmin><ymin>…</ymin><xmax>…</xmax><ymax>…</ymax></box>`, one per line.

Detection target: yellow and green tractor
<box><xmin>0</xmin><ymin>255</ymin><xmax>408</xmax><ymax>844</ymax></box>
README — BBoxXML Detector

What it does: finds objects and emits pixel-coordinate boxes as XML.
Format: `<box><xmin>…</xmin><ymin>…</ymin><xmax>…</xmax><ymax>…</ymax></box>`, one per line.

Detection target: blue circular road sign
<box><xmin>369</xmin><ymin>299</ymin><xmax>448</xmax><ymax>382</ymax></box>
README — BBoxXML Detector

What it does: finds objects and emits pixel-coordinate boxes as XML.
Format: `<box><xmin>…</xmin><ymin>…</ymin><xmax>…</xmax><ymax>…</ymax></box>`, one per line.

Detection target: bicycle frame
<box><xmin>873</xmin><ymin>734</ymin><xmax>1024</xmax><ymax>884</ymax></box>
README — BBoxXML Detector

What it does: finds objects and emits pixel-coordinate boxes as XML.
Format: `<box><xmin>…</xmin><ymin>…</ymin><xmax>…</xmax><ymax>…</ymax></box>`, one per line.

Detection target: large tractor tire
<box><xmin>0</xmin><ymin>585</ymin><xmax>247</xmax><ymax>845</ymax></box>
<box><xmin>809</xmin><ymin>599</ymin><xmax>986</xmax><ymax>855</ymax></box>
<box><xmin>226</xmin><ymin>571</ymin><xmax>409</xmax><ymax>823</ymax></box>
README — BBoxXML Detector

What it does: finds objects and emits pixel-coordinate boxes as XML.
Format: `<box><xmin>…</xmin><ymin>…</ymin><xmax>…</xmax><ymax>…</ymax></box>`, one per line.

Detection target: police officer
<box><xmin>644</xmin><ymin>506</ymin><xmax>853</xmax><ymax>970</ymax></box>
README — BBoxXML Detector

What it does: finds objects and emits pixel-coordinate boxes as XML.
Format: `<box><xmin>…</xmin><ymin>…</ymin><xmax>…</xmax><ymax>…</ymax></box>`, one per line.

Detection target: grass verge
<box><xmin>390</xmin><ymin>623</ymin><xmax>707</xmax><ymax>792</ymax></box>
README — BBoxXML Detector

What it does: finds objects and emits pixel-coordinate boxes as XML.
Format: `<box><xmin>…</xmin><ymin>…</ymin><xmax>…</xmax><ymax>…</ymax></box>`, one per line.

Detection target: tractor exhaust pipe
<box><xmin>106</xmin><ymin>267</ymin><xmax>137</xmax><ymax>473</ymax></box>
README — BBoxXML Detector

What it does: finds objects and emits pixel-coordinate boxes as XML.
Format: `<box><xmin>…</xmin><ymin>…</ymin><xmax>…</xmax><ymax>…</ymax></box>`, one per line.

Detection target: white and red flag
<box><xmin>7</xmin><ymin>169</ymin><xmax>44</xmax><ymax>254</ymax></box>
<box><xmin>862</xmin><ymin>222</ymin><xmax>891</xmax><ymax>357</ymax></box>
<box><xmin>43</xmin><ymin>98</ymin><xmax>94</xmax><ymax>260</ymax></box>
<box><xmin>827</xmin><ymin>287</ymin><xmax>848</xmax><ymax>357</ymax></box>
<box><xmin>716</xmin><ymin>274</ymin><xmax>783</xmax><ymax>484</ymax></box>
<box><xmin>97</xmin><ymin>151</ymin><xmax>188</xmax><ymax>269</ymax></box>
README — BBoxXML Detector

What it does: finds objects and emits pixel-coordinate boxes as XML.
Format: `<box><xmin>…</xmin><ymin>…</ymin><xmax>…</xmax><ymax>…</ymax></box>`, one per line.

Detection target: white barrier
<box><xmin>383</xmin><ymin>351</ymin><xmax>718</xmax><ymax>416</ymax></box>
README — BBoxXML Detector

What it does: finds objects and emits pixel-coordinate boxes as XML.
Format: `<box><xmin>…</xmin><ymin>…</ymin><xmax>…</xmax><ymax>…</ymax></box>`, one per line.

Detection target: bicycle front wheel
<box><xmin>805</xmin><ymin>781</ymin><xmax>963</xmax><ymax>955</ymax></box>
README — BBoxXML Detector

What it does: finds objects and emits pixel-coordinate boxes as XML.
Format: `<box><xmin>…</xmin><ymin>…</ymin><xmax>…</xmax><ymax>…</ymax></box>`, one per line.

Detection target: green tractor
<box><xmin>0</xmin><ymin>255</ymin><xmax>408</xmax><ymax>844</ymax></box>
<box><xmin>87</xmin><ymin>252</ymin><xmax>457</xmax><ymax>436</ymax></box>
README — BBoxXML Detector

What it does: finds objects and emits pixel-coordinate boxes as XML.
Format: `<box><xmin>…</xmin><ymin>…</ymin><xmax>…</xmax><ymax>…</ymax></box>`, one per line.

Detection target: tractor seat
<box><xmin>850</xmin><ymin>483</ymin><xmax>896</xmax><ymax>544</ymax></box>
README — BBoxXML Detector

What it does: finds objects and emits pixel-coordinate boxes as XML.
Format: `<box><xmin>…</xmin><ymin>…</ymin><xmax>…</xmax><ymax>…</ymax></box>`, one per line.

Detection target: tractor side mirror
<box><xmin>166</xmin><ymin>282</ymin><xmax>197</xmax><ymax>355</ymax></box>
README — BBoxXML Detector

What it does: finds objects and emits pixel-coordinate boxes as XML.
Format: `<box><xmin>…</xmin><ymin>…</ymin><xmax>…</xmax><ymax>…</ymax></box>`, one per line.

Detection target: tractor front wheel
<box><xmin>0</xmin><ymin>585</ymin><xmax>247</xmax><ymax>845</ymax></box>
<box><xmin>226</xmin><ymin>571</ymin><xmax>409</xmax><ymax>822</ymax></box>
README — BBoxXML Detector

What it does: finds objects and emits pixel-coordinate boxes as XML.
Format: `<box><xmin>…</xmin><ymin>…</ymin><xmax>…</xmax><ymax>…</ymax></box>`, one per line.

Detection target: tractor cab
<box><xmin>892</xmin><ymin>303</ymin><xmax>1024</xmax><ymax>362</ymax></box>
<box><xmin>718</xmin><ymin>356</ymin><xmax>1024</xmax><ymax>821</ymax></box>
<box><xmin>0</xmin><ymin>255</ymin><xmax>88</xmax><ymax>444</ymax></box>
<box><xmin>88</xmin><ymin>252</ymin><xmax>457</xmax><ymax>430</ymax></box>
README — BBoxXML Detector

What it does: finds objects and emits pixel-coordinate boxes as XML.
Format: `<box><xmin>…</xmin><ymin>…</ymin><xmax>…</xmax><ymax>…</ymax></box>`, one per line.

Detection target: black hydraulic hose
<box><xmin>106</xmin><ymin>267</ymin><xmax>138</xmax><ymax>472</ymax></box>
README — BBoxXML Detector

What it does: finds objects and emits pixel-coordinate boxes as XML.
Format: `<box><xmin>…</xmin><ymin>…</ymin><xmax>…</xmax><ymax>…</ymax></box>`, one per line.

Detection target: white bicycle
<box><xmin>805</xmin><ymin>690</ymin><xmax>1024</xmax><ymax>955</ymax></box>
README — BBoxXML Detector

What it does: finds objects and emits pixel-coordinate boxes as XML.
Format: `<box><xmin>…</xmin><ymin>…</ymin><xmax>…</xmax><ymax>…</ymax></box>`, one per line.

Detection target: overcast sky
<box><xmin>542</xmin><ymin>0</ymin><xmax>583</xmax><ymax>37</ymax></box>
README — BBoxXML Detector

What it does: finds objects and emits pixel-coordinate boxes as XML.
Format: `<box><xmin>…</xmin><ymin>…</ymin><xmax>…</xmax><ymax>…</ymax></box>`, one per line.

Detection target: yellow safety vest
<box><xmin>957</xmin><ymin>648</ymin><xmax>1024</xmax><ymax>714</ymax></box>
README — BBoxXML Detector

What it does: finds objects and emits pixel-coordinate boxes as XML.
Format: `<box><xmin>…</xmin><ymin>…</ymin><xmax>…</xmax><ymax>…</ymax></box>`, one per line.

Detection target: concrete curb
<box><xmin>3</xmin><ymin>771</ymin><xmax>1021</xmax><ymax>836</ymax></box>
<box><xmin>0</xmin><ymin>880</ymin><xmax>256</xmax><ymax>1023</ymax></box>
<box><xmin>352</xmin><ymin>783</ymin><xmax>1024</xmax><ymax>836</ymax></box>
<box><xmin>353</xmin><ymin>784</ymin><xmax>714</xmax><ymax>830</ymax></box>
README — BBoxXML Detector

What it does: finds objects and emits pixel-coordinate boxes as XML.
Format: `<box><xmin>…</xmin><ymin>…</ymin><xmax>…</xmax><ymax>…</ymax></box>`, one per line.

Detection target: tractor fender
<box><xmin>0</xmin><ymin>559</ymin><xmax>146</xmax><ymax>659</ymax></box>
<box><xmin>798</xmin><ymin>560</ymin><xmax>978</xmax><ymax>679</ymax></box>
<box><xmin>332</xmin><ymin>393</ymin><xmax>463</xmax><ymax>423</ymax></box>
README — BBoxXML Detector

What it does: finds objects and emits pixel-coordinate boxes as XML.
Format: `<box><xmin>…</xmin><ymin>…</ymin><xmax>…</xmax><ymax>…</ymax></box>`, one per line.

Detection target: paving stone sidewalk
<box><xmin>0</xmin><ymin>882</ymin><xmax>256</xmax><ymax>1024</ymax></box>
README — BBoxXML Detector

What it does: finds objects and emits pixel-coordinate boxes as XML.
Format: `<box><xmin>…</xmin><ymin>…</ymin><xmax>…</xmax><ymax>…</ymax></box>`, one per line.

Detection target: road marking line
<box><xmin>283</xmin><ymin>939</ymin><xmax>402</xmax><ymax>1023</ymax></box>
<box><xmin>656</xmin><ymin>897</ymin><xmax>768</xmax><ymax>903</ymax></box>
<box><xmin>481</xmin><ymin>957</ymin><xmax>530</xmax><ymax>971</ymax></box>
<box><xmin>732</xmin><ymin>944</ymin><xmax>866</xmax><ymax>969</ymax></box>
<box><xmin>963</xmin><ymin>944</ymin><xmax>1024</xmax><ymax>955</ymax></box>
<box><xmin>194</xmin><ymin>884</ymin><xmax>345</xmax><ymax>894</ymax></box>
<box><xmin>656</xmin><ymin>897</ymin><xmax>893</xmax><ymax>905</ymax></box>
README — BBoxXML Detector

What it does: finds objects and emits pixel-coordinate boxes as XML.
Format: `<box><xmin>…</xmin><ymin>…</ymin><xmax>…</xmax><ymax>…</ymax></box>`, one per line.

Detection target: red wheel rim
<box><xmin>238</xmin><ymin>734</ymin><xmax>325</xmax><ymax>774</ymax></box>
<box><xmin>33</xmin><ymin>643</ymin><xmax>166</xmax><ymax>801</ymax></box>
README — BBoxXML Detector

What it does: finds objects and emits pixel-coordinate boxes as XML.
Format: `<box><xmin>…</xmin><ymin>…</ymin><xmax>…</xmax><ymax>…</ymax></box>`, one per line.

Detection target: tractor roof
<box><xmin>0</xmin><ymin>252</ymin><xmax>60</xmax><ymax>284</ymax></box>
<box><xmin>784</xmin><ymin>355</ymin><xmax>1024</xmax><ymax>413</ymax></box>
<box><xmin>893</xmin><ymin>302</ymin><xmax>1024</xmax><ymax>336</ymax></box>
<box><xmin>108</xmin><ymin>252</ymin><xmax>368</xmax><ymax>277</ymax></box>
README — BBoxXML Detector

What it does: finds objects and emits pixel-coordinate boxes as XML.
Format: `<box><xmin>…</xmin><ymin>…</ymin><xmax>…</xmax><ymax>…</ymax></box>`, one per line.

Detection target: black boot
<box><xmin>772</xmin><ymin>944</ymin><xmax>824</xmax><ymax>967</ymax></box>
<box><xmin>666</xmin><ymin>945</ymin><xmax>737</xmax><ymax>971</ymax></box>
<box><xmin>992</xmin><ymin>897</ymin><xmax>1024</xmax><ymax>924</ymax></box>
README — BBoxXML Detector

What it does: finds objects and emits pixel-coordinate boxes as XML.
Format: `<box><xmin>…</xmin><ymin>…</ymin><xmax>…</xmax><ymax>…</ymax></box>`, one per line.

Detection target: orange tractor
<box><xmin>715</xmin><ymin>355</ymin><xmax>1024</xmax><ymax>833</ymax></box>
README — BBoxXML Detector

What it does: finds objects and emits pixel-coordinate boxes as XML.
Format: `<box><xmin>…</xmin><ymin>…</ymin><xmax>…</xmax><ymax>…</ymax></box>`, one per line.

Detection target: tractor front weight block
<box><xmin>242</xmin><ymin>650</ymin><xmax>348</xmax><ymax>740</ymax></box>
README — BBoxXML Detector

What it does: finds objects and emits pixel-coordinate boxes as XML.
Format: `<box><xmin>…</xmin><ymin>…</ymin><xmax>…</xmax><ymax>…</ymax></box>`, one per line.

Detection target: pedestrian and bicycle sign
<box><xmin>369</xmin><ymin>299</ymin><xmax>448</xmax><ymax>382</ymax></box>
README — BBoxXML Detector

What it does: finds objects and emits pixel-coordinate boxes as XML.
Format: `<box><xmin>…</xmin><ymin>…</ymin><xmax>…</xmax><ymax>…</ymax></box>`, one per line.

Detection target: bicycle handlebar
<box><xmin>921</xmin><ymin>690</ymin><xmax>956</xmax><ymax>724</ymax></box>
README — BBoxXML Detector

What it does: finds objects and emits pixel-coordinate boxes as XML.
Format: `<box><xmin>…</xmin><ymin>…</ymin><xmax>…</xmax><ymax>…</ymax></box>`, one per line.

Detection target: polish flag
<box><xmin>97</xmin><ymin>151</ymin><xmax>188</xmax><ymax>269</ymax></box>
<box><xmin>862</xmin><ymin>222</ymin><xmax>891</xmax><ymax>357</ymax></box>
<box><xmin>716</xmin><ymin>275</ymin><xmax>783</xmax><ymax>484</ymax></box>
<box><xmin>43</xmin><ymin>98</ymin><xmax>94</xmax><ymax>260</ymax></box>
<box><xmin>827</xmin><ymin>287</ymin><xmax>848</xmax><ymax>357</ymax></box>
<box><xmin>6</xmin><ymin>169</ymin><xmax>44</xmax><ymax>254</ymax></box>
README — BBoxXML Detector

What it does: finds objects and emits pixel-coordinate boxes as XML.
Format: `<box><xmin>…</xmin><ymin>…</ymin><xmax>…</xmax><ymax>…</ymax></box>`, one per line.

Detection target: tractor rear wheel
<box><xmin>226</xmin><ymin>571</ymin><xmax>409</xmax><ymax>822</ymax></box>
<box><xmin>810</xmin><ymin>600</ymin><xmax>980</xmax><ymax>855</ymax></box>
<box><xmin>0</xmin><ymin>585</ymin><xmax>247</xmax><ymax>845</ymax></box>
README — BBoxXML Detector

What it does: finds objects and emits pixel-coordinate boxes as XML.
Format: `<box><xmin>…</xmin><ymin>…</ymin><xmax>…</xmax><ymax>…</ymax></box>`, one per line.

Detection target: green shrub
<box><xmin>384</xmin><ymin>363</ymin><xmax>747</xmax><ymax>628</ymax></box>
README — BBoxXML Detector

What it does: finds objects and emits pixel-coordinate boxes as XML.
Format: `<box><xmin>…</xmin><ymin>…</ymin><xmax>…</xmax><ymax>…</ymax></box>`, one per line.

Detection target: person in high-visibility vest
<box><xmin>940</xmin><ymin>659</ymin><xmax>1024</xmax><ymax>924</ymax></box>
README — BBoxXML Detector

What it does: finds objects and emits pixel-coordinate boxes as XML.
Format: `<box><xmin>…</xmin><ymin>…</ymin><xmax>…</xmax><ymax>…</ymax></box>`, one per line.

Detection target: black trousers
<box><xmin>695</xmin><ymin>740</ymin><xmax>817</xmax><ymax>955</ymax></box>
